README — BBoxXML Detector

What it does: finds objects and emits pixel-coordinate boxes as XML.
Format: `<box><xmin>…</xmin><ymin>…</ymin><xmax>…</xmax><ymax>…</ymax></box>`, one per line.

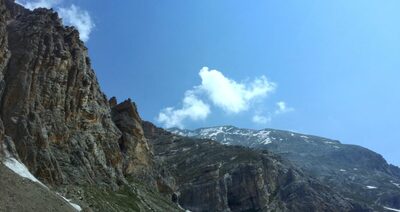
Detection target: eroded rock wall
<box><xmin>0</xmin><ymin>0</ymin><xmax>126</xmax><ymax>187</ymax></box>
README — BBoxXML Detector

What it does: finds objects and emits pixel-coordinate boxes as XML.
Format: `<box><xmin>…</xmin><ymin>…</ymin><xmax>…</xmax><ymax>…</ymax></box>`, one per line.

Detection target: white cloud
<box><xmin>199</xmin><ymin>67</ymin><xmax>276</xmax><ymax>113</ymax></box>
<box><xmin>275</xmin><ymin>101</ymin><xmax>294</xmax><ymax>114</ymax></box>
<box><xmin>16</xmin><ymin>0</ymin><xmax>60</xmax><ymax>10</ymax></box>
<box><xmin>157</xmin><ymin>67</ymin><xmax>291</xmax><ymax>128</ymax></box>
<box><xmin>252</xmin><ymin>114</ymin><xmax>271</xmax><ymax>125</ymax></box>
<box><xmin>157</xmin><ymin>91</ymin><xmax>211</xmax><ymax>128</ymax></box>
<box><xmin>58</xmin><ymin>5</ymin><xmax>94</xmax><ymax>42</ymax></box>
<box><xmin>252</xmin><ymin>101</ymin><xmax>294</xmax><ymax>125</ymax></box>
<box><xmin>15</xmin><ymin>1</ymin><xmax>94</xmax><ymax>42</ymax></box>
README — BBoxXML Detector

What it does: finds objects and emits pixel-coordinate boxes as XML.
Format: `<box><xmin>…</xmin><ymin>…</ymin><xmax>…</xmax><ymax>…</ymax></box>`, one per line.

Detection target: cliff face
<box><xmin>1</xmin><ymin>3</ymin><xmax>125</xmax><ymax>187</ymax></box>
<box><xmin>0</xmin><ymin>2</ymin><xmax>180</xmax><ymax>211</ymax></box>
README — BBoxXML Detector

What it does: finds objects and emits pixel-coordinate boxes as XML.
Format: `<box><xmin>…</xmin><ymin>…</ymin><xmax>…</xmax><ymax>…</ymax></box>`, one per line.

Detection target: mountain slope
<box><xmin>170</xmin><ymin>126</ymin><xmax>400</xmax><ymax>210</ymax></box>
<box><xmin>146</xmin><ymin>122</ymin><xmax>369</xmax><ymax>211</ymax></box>
<box><xmin>0</xmin><ymin>163</ymin><xmax>78</xmax><ymax>212</ymax></box>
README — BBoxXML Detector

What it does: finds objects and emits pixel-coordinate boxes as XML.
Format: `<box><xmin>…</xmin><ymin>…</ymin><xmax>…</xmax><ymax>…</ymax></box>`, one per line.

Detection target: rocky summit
<box><xmin>0</xmin><ymin>0</ymin><xmax>398</xmax><ymax>211</ymax></box>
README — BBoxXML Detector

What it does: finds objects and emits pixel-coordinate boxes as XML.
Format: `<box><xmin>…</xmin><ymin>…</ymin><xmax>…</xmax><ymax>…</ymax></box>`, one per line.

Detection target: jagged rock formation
<box><xmin>144</xmin><ymin>122</ymin><xmax>368</xmax><ymax>212</ymax></box>
<box><xmin>110</xmin><ymin>98</ymin><xmax>152</xmax><ymax>177</ymax></box>
<box><xmin>0</xmin><ymin>0</ymin><xmax>179</xmax><ymax>211</ymax></box>
<box><xmin>171</xmin><ymin>126</ymin><xmax>400</xmax><ymax>211</ymax></box>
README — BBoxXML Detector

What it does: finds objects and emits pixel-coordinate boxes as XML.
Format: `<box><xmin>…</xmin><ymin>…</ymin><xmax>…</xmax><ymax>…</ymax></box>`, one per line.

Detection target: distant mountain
<box><xmin>170</xmin><ymin>126</ymin><xmax>400</xmax><ymax>211</ymax></box>
<box><xmin>145</xmin><ymin>122</ymin><xmax>368</xmax><ymax>212</ymax></box>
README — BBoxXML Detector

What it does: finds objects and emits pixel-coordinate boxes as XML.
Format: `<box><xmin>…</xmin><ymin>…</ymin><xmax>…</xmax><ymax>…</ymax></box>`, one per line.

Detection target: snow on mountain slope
<box><xmin>2</xmin><ymin>155</ymin><xmax>82</xmax><ymax>211</ymax></box>
<box><xmin>3</xmin><ymin>157</ymin><xmax>47</xmax><ymax>187</ymax></box>
<box><xmin>169</xmin><ymin>126</ymin><xmax>340</xmax><ymax>148</ymax></box>
<box><xmin>168</xmin><ymin>125</ymin><xmax>400</xmax><ymax>211</ymax></box>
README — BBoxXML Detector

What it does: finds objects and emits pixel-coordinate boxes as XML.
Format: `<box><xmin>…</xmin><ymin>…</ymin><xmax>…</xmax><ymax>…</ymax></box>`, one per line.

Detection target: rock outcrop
<box><xmin>110</xmin><ymin>98</ymin><xmax>152</xmax><ymax>177</ymax></box>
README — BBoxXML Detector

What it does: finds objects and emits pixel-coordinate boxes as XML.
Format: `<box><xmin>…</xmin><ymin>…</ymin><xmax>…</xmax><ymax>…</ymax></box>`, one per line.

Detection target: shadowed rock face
<box><xmin>143</xmin><ymin>121</ymin><xmax>368</xmax><ymax>212</ymax></box>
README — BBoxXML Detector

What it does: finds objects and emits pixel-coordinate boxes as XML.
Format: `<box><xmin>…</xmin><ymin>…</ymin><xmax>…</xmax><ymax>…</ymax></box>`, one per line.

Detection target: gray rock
<box><xmin>1</xmin><ymin>1</ymin><xmax>124</xmax><ymax>187</ymax></box>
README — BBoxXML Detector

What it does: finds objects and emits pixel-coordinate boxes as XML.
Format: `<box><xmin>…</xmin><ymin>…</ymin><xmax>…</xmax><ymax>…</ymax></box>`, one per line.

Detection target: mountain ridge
<box><xmin>169</xmin><ymin>125</ymin><xmax>400</xmax><ymax>210</ymax></box>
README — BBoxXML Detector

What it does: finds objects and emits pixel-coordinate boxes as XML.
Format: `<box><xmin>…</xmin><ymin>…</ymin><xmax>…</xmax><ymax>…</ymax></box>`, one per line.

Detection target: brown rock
<box><xmin>111</xmin><ymin>98</ymin><xmax>153</xmax><ymax>177</ymax></box>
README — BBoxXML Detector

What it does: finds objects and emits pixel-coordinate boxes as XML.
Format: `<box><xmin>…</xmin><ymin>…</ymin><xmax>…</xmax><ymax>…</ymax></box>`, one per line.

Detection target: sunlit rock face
<box><xmin>0</xmin><ymin>0</ymin><xmax>125</xmax><ymax>186</ymax></box>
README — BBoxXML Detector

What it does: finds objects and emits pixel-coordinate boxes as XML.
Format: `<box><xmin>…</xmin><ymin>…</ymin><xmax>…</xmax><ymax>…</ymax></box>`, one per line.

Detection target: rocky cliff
<box><xmin>1</xmin><ymin>0</ymin><xmax>124</xmax><ymax>187</ymax></box>
<box><xmin>0</xmin><ymin>0</ymin><xmax>179</xmax><ymax>211</ymax></box>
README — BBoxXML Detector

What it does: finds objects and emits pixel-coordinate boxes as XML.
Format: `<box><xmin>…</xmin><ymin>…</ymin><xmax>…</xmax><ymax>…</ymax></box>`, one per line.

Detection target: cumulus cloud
<box><xmin>199</xmin><ymin>67</ymin><xmax>276</xmax><ymax>113</ymax></box>
<box><xmin>275</xmin><ymin>101</ymin><xmax>294</xmax><ymax>114</ymax></box>
<box><xmin>157</xmin><ymin>67</ymin><xmax>281</xmax><ymax>128</ymax></box>
<box><xmin>157</xmin><ymin>91</ymin><xmax>211</xmax><ymax>128</ymax></box>
<box><xmin>252</xmin><ymin>114</ymin><xmax>271</xmax><ymax>125</ymax></box>
<box><xmin>58</xmin><ymin>5</ymin><xmax>94</xmax><ymax>42</ymax></box>
<box><xmin>15</xmin><ymin>1</ymin><xmax>94</xmax><ymax>42</ymax></box>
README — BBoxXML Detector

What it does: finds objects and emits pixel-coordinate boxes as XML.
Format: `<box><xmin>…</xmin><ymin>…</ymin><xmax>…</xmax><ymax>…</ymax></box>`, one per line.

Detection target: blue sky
<box><xmin>18</xmin><ymin>0</ymin><xmax>400</xmax><ymax>166</ymax></box>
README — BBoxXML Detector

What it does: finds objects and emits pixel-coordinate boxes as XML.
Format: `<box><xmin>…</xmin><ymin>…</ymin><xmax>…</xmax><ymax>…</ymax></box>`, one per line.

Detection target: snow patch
<box><xmin>339</xmin><ymin>169</ymin><xmax>346</xmax><ymax>172</ymax></box>
<box><xmin>57</xmin><ymin>193</ymin><xmax>82</xmax><ymax>211</ymax></box>
<box><xmin>3</xmin><ymin>157</ymin><xmax>47</xmax><ymax>188</ymax></box>
<box><xmin>384</xmin><ymin>206</ymin><xmax>400</xmax><ymax>212</ymax></box>
<box><xmin>366</xmin><ymin>186</ymin><xmax>377</xmax><ymax>189</ymax></box>
<box><xmin>177</xmin><ymin>203</ymin><xmax>192</xmax><ymax>212</ymax></box>
<box><xmin>254</xmin><ymin>130</ymin><xmax>272</xmax><ymax>144</ymax></box>
<box><xmin>182</xmin><ymin>147</ymin><xmax>191</xmax><ymax>152</ymax></box>
<box><xmin>261</xmin><ymin>138</ymin><xmax>272</xmax><ymax>144</ymax></box>
<box><xmin>2</xmin><ymin>157</ymin><xmax>81</xmax><ymax>211</ymax></box>
<box><xmin>392</xmin><ymin>182</ymin><xmax>400</xmax><ymax>188</ymax></box>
